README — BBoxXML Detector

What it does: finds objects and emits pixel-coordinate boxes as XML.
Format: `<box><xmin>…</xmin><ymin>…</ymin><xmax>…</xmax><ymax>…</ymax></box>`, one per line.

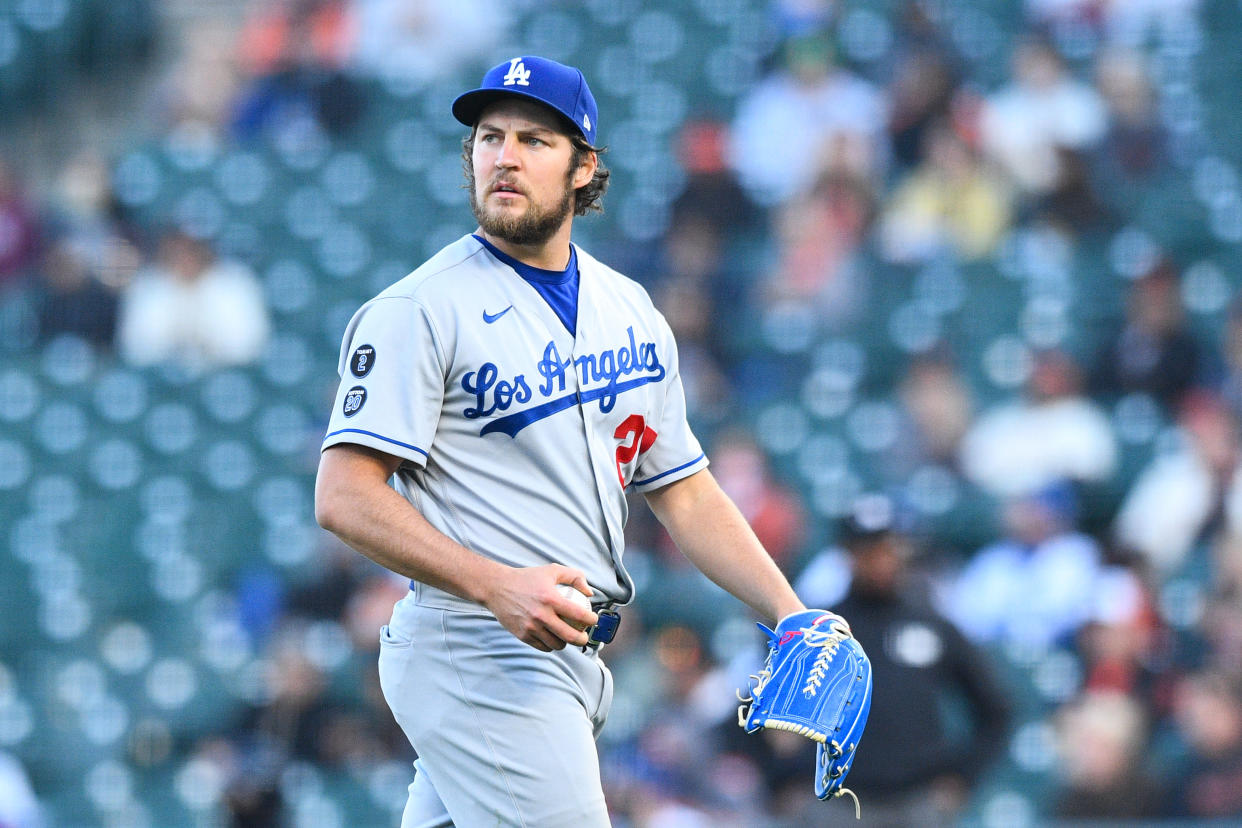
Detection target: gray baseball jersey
<box><xmin>322</xmin><ymin>233</ymin><xmax>708</xmax><ymax>605</ymax></box>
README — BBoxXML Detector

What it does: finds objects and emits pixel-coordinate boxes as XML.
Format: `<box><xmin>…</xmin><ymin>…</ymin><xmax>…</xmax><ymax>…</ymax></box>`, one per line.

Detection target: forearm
<box><xmin>646</xmin><ymin>470</ymin><xmax>804</xmax><ymax>623</ymax></box>
<box><xmin>315</xmin><ymin>444</ymin><xmax>597</xmax><ymax>651</ymax></box>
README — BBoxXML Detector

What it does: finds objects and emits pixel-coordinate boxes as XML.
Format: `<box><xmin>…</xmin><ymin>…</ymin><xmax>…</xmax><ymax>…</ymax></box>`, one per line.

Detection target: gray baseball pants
<box><xmin>378</xmin><ymin>593</ymin><xmax>615</xmax><ymax>827</ymax></box>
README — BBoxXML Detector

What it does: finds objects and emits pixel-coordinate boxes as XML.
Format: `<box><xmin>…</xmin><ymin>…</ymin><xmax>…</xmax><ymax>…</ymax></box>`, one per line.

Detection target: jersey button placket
<box><xmin>570</xmin><ymin>318</ymin><xmax>632</xmax><ymax>601</ymax></box>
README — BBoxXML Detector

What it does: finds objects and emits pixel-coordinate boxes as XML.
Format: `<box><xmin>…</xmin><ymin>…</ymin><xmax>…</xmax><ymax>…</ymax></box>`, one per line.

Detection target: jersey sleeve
<box><xmin>630</xmin><ymin>313</ymin><xmax>708</xmax><ymax>491</ymax></box>
<box><xmin>322</xmin><ymin>296</ymin><xmax>446</xmax><ymax>467</ymax></box>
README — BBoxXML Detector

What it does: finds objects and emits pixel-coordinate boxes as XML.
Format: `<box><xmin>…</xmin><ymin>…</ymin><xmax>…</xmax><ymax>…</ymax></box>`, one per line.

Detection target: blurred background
<box><xmin>1</xmin><ymin>0</ymin><xmax>1241</xmax><ymax>825</ymax></box>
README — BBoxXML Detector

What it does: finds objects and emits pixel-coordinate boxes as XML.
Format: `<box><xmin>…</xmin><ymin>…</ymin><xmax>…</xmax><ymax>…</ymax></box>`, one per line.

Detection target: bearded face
<box><xmin>466</xmin><ymin>152</ymin><xmax>578</xmax><ymax>247</ymax></box>
<box><xmin>465</xmin><ymin>99</ymin><xmax>591</xmax><ymax>250</ymax></box>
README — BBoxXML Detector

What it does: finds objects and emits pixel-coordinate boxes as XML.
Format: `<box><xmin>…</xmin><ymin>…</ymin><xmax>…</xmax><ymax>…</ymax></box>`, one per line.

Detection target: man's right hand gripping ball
<box><xmin>738</xmin><ymin>609</ymin><xmax>873</xmax><ymax>816</ymax></box>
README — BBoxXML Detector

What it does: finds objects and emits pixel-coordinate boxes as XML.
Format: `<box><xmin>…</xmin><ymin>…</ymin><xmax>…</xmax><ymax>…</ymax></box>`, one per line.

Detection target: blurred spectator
<box><xmin>1204</xmin><ymin>533</ymin><xmax>1242</xmax><ymax>676</ymax></box>
<box><xmin>1076</xmin><ymin>560</ymin><xmax>1167</xmax><ymax>700</ymax></box>
<box><xmin>1052</xmin><ymin>690</ymin><xmax>1162</xmax><ymax>819</ymax></box>
<box><xmin>1091</xmin><ymin>258</ymin><xmax>1202</xmax><ymax>413</ymax></box>
<box><xmin>671</xmin><ymin>119</ymin><xmax>762</xmax><ymax>235</ymax></box>
<box><xmin>961</xmin><ymin>349</ymin><xmax>1117</xmax><ymax>499</ymax></box>
<box><xmin>770</xmin><ymin>0</ymin><xmax>836</xmax><ymax>37</ymax></box>
<box><xmin>978</xmin><ymin>37</ymin><xmax>1107</xmax><ymax>194</ymax></box>
<box><xmin>729</xmin><ymin>33</ymin><xmax>887</xmax><ymax>206</ymax></box>
<box><xmin>709</xmin><ymin>430</ymin><xmax>805</xmax><ymax>571</ymax></box>
<box><xmin>615</xmin><ymin>625</ymin><xmax>761</xmax><ymax>823</ymax></box>
<box><xmin>117</xmin><ymin>229</ymin><xmax>271</xmax><ymax>370</ymax></box>
<box><xmin>1168</xmin><ymin>671</ymin><xmax>1242</xmax><ymax>819</ymax></box>
<box><xmin>879</xmin><ymin>121</ymin><xmax>1014</xmax><ymax>263</ymax></box>
<box><xmin>238</xmin><ymin>0</ymin><xmax>354</xmax><ymax>77</ymax></box>
<box><xmin>342</xmin><ymin>571</ymin><xmax>411</xmax><ymax>653</ymax></box>
<box><xmin>285</xmin><ymin>538</ymin><xmax>372</xmax><ymax>622</ymax></box>
<box><xmin>1215</xmin><ymin>299</ymin><xmax>1242</xmax><ymax>420</ymax></box>
<box><xmin>815</xmin><ymin>495</ymin><xmax>1013</xmax><ymax>825</ymax></box>
<box><xmin>240</xmin><ymin>644</ymin><xmax>338</xmax><ymax>763</ymax></box>
<box><xmin>33</xmin><ymin>238</ymin><xmax>120</xmax><ymax>348</ymax></box>
<box><xmin>763</xmin><ymin>157</ymin><xmax>876</xmax><ymax>323</ymax></box>
<box><xmin>886</xmin><ymin>37</ymin><xmax>960</xmax><ymax>171</ymax></box>
<box><xmin>710</xmin><ymin>728</ymin><xmax>821</xmax><ymax>825</ymax></box>
<box><xmin>942</xmin><ymin>482</ymin><xmax>1142</xmax><ymax>651</ymax></box>
<box><xmin>1114</xmin><ymin>390</ymin><xmax>1241</xmax><ymax>576</ymax></box>
<box><xmin>230</xmin><ymin>636</ymin><xmax>395</xmax><ymax>771</ymax></box>
<box><xmin>1025</xmin><ymin>0</ymin><xmax>1202</xmax><ymax>47</ymax></box>
<box><xmin>48</xmin><ymin>150</ymin><xmax>143</xmax><ymax>282</ymax></box>
<box><xmin>34</xmin><ymin>151</ymin><xmax>142</xmax><ymax>349</ymax></box>
<box><xmin>350</xmin><ymin>0</ymin><xmax>509</xmax><ymax>88</ymax></box>
<box><xmin>895</xmin><ymin>349</ymin><xmax>975</xmax><ymax>469</ymax></box>
<box><xmin>1032</xmin><ymin>145</ymin><xmax>1112</xmax><ymax>234</ymax></box>
<box><xmin>0</xmin><ymin>751</ymin><xmax>42</xmax><ymax>828</ymax></box>
<box><xmin>1094</xmin><ymin>46</ymin><xmax>1169</xmax><ymax>183</ymax></box>
<box><xmin>642</xmin><ymin>120</ymin><xmax>761</xmax><ymax>409</ymax></box>
<box><xmin>652</xmin><ymin>269</ymin><xmax>733</xmax><ymax>424</ymax></box>
<box><xmin>0</xmin><ymin>159</ymin><xmax>40</xmax><ymax>286</ymax></box>
<box><xmin>155</xmin><ymin>20</ymin><xmax>243</xmax><ymax>133</ymax></box>
<box><xmin>231</xmin><ymin>0</ymin><xmax>365</xmax><ymax>139</ymax></box>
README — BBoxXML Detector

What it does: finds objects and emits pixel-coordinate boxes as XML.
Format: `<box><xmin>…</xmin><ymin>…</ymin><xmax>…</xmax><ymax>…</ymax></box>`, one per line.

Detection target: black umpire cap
<box><xmin>838</xmin><ymin>493</ymin><xmax>902</xmax><ymax>548</ymax></box>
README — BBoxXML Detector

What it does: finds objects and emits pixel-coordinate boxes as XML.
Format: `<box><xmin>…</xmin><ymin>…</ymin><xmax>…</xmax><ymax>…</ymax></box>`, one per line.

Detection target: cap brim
<box><xmin>452</xmin><ymin>88</ymin><xmax>584</xmax><ymax>139</ymax></box>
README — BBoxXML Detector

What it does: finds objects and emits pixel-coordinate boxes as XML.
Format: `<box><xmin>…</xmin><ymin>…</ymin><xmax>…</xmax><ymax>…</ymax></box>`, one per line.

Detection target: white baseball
<box><xmin>556</xmin><ymin>583</ymin><xmax>594</xmax><ymax>630</ymax></box>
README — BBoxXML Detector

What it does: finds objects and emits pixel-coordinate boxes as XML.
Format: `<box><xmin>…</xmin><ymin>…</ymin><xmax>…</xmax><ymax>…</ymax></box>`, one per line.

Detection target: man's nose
<box><xmin>494</xmin><ymin>134</ymin><xmax>521</xmax><ymax>168</ymax></box>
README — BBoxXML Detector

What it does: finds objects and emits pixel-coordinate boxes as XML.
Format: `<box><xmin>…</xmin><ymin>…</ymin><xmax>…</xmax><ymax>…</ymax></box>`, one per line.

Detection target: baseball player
<box><xmin>315</xmin><ymin>55</ymin><xmax>813</xmax><ymax>827</ymax></box>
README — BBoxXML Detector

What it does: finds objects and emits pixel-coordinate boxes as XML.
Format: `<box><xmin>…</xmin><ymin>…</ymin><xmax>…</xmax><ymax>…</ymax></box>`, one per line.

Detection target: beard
<box><xmin>467</xmin><ymin>165</ymin><xmax>577</xmax><ymax>247</ymax></box>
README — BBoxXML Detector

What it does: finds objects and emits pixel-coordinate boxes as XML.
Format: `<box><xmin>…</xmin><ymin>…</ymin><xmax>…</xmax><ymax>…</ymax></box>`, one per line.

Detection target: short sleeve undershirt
<box><xmin>473</xmin><ymin>234</ymin><xmax>579</xmax><ymax>336</ymax></box>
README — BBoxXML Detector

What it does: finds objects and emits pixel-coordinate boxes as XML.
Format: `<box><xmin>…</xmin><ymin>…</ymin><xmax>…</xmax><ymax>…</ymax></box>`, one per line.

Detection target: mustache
<box><xmin>489</xmin><ymin>176</ymin><xmax>524</xmax><ymax>194</ymax></box>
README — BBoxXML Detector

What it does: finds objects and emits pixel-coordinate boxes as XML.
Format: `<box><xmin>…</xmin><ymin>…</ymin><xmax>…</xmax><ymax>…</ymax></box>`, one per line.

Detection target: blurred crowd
<box><xmin>4</xmin><ymin>0</ymin><xmax>1242</xmax><ymax>825</ymax></box>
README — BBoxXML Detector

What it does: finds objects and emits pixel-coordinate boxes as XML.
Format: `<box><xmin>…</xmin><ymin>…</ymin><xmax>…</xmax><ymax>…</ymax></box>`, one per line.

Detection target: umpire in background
<box><xmin>827</xmin><ymin>494</ymin><xmax>1013</xmax><ymax>826</ymax></box>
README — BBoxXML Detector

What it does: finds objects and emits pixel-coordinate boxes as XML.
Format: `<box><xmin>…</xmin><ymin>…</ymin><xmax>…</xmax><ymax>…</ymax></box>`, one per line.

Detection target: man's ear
<box><xmin>572</xmin><ymin>151</ymin><xmax>597</xmax><ymax>189</ymax></box>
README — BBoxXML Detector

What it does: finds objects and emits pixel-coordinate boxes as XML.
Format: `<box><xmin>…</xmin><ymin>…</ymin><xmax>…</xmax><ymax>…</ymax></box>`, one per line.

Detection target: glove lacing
<box><xmin>736</xmin><ymin>651</ymin><xmax>774</xmax><ymax>726</ymax></box>
<box><xmin>802</xmin><ymin>621</ymin><xmax>851</xmax><ymax>697</ymax></box>
<box><xmin>735</xmin><ymin>618</ymin><xmax>852</xmax><ymax>723</ymax></box>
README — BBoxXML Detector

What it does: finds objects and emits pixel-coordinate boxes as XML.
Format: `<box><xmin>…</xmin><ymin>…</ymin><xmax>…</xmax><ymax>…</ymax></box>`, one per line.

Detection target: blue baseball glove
<box><xmin>738</xmin><ymin>609</ymin><xmax>872</xmax><ymax>816</ymax></box>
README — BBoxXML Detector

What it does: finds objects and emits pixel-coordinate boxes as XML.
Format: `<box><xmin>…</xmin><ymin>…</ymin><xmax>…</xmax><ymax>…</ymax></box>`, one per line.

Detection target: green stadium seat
<box><xmin>322</xmin><ymin>151</ymin><xmax>377</xmax><ymax>208</ymax></box>
<box><xmin>93</xmin><ymin>368</ymin><xmax>149</xmax><ymax>424</ymax></box>
<box><xmin>88</xmin><ymin>438</ymin><xmax>143</xmax><ymax>492</ymax></box>
<box><xmin>199</xmin><ymin>370</ymin><xmax>258</xmax><ymax>424</ymax></box>
<box><xmin>34</xmin><ymin>401</ymin><xmax>90</xmax><ymax>455</ymax></box>
<box><xmin>41</xmin><ymin>334</ymin><xmax>97</xmax><ymax>387</ymax></box>
<box><xmin>144</xmin><ymin>402</ymin><xmax>199</xmax><ymax>456</ymax></box>
<box><xmin>201</xmin><ymin>439</ymin><xmax>256</xmax><ymax>492</ymax></box>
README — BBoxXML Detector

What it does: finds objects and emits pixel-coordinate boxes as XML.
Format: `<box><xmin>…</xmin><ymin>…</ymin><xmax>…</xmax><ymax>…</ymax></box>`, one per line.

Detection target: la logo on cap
<box><xmin>452</xmin><ymin>55</ymin><xmax>598</xmax><ymax>146</ymax></box>
<box><xmin>503</xmin><ymin>58</ymin><xmax>531</xmax><ymax>87</ymax></box>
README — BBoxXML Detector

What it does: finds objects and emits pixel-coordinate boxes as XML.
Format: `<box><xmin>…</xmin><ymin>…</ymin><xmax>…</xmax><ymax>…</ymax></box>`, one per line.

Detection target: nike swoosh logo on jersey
<box><xmin>483</xmin><ymin>306</ymin><xmax>514</xmax><ymax>324</ymax></box>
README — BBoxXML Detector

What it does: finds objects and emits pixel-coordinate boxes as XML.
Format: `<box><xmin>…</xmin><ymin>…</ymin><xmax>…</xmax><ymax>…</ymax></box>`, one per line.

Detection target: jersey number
<box><xmin>614</xmin><ymin>414</ymin><xmax>657</xmax><ymax>487</ymax></box>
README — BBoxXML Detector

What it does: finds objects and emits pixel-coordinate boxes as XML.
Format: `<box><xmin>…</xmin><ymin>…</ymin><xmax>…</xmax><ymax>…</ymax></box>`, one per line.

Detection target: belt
<box><xmin>583</xmin><ymin>603</ymin><xmax>621</xmax><ymax>651</ymax></box>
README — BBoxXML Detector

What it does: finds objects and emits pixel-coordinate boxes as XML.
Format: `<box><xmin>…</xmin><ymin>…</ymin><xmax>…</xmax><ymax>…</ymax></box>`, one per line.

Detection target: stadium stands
<box><xmin>3</xmin><ymin>0</ymin><xmax>1242</xmax><ymax>824</ymax></box>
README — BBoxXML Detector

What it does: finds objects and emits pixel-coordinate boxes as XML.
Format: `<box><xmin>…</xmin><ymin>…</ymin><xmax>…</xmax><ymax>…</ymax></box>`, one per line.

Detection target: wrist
<box><xmin>775</xmin><ymin>596</ymin><xmax>807</xmax><ymax>623</ymax></box>
<box><xmin>465</xmin><ymin>557</ymin><xmax>511</xmax><ymax>606</ymax></box>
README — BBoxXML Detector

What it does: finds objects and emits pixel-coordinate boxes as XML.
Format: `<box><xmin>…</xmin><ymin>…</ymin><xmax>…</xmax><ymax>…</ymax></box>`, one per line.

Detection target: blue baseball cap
<box><xmin>452</xmin><ymin>56</ymin><xmax>599</xmax><ymax>146</ymax></box>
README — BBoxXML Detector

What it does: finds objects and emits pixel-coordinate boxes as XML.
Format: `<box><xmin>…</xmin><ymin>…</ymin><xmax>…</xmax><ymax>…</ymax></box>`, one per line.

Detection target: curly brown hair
<box><xmin>461</xmin><ymin>129</ymin><xmax>611</xmax><ymax>216</ymax></box>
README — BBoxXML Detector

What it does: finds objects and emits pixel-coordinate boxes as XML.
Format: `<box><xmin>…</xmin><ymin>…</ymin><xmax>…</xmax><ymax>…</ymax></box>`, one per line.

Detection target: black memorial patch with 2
<box><xmin>351</xmin><ymin>344</ymin><xmax>375</xmax><ymax>378</ymax></box>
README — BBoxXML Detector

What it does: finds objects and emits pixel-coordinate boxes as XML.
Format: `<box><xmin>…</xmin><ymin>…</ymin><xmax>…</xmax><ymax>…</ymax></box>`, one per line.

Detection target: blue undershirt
<box><xmin>474</xmin><ymin>234</ymin><xmax>579</xmax><ymax>337</ymax></box>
